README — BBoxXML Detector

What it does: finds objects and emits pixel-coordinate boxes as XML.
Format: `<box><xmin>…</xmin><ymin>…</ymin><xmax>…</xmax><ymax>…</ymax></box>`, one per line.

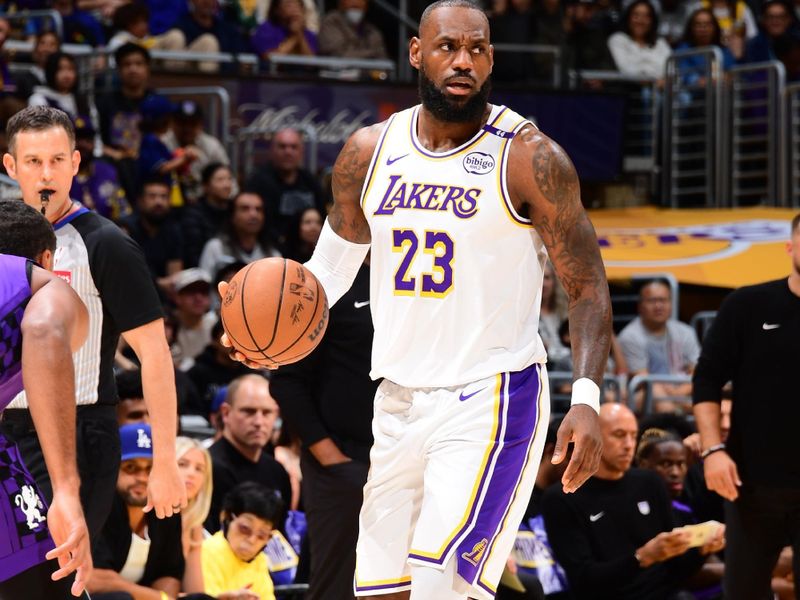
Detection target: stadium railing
<box><xmin>662</xmin><ymin>47</ymin><xmax>724</xmax><ymax>208</ymax></box>
<box><xmin>689</xmin><ymin>310</ymin><xmax>717</xmax><ymax>343</ymax></box>
<box><xmin>626</xmin><ymin>373</ymin><xmax>692</xmax><ymax>415</ymax></box>
<box><xmin>3</xmin><ymin>9</ymin><xmax>63</xmax><ymax>40</ymax></box>
<box><xmin>785</xmin><ymin>83</ymin><xmax>800</xmax><ymax>207</ymax></box>
<box><xmin>569</xmin><ymin>70</ymin><xmax>659</xmax><ymax>197</ymax></box>
<box><xmin>232</xmin><ymin>122</ymin><xmax>320</xmax><ymax>181</ymax></box>
<box><xmin>723</xmin><ymin>61</ymin><xmax>787</xmax><ymax>207</ymax></box>
<box><xmin>265</xmin><ymin>54</ymin><xmax>396</xmax><ymax>80</ymax></box>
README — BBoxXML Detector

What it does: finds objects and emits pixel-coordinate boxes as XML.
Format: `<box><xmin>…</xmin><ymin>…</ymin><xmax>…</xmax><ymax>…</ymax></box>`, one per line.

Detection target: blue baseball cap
<box><xmin>120</xmin><ymin>423</ymin><xmax>153</xmax><ymax>461</ymax></box>
<box><xmin>140</xmin><ymin>94</ymin><xmax>175</xmax><ymax>120</ymax></box>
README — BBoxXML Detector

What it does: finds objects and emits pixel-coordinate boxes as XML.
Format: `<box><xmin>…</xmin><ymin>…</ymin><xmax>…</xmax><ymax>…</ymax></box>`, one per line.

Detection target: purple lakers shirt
<box><xmin>0</xmin><ymin>254</ymin><xmax>31</xmax><ymax>410</ymax></box>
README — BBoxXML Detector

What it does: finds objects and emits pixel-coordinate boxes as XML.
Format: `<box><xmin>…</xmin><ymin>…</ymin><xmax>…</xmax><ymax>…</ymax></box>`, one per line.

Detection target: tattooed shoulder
<box><xmin>331</xmin><ymin>122</ymin><xmax>386</xmax><ymax>203</ymax></box>
<box><xmin>530</xmin><ymin>137</ymin><xmax>580</xmax><ymax>207</ymax></box>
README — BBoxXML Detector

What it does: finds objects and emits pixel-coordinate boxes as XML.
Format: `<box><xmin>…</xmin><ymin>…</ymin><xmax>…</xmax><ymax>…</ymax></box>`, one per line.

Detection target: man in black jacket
<box><xmin>693</xmin><ymin>212</ymin><xmax>800</xmax><ymax>599</ymax></box>
<box><xmin>87</xmin><ymin>424</ymin><xmax>184</xmax><ymax>599</ymax></box>
<box><xmin>271</xmin><ymin>262</ymin><xmax>376</xmax><ymax>600</ymax></box>
<box><xmin>542</xmin><ymin>404</ymin><xmax>719</xmax><ymax>599</ymax></box>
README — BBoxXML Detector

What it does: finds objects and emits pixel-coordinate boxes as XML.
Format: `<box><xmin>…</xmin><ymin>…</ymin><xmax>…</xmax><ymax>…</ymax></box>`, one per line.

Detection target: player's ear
<box><xmin>409</xmin><ymin>37</ymin><xmax>421</xmax><ymax>70</ymax></box>
<box><xmin>2</xmin><ymin>152</ymin><xmax>17</xmax><ymax>180</ymax></box>
<box><xmin>37</xmin><ymin>249</ymin><xmax>54</xmax><ymax>271</ymax></box>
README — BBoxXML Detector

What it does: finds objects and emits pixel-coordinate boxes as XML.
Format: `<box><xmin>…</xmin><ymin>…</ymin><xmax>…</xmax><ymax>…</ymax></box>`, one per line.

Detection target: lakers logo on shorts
<box><xmin>461</xmin><ymin>538</ymin><xmax>489</xmax><ymax>567</ymax></box>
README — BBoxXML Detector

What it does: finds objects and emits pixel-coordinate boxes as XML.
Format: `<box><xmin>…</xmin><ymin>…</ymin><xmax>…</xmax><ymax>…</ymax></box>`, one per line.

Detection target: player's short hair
<box><xmin>635</xmin><ymin>427</ymin><xmax>683</xmax><ymax>464</ymax></box>
<box><xmin>221</xmin><ymin>481</ymin><xmax>284</xmax><ymax>526</ymax></box>
<box><xmin>0</xmin><ymin>200</ymin><xmax>56</xmax><ymax>261</ymax></box>
<box><xmin>792</xmin><ymin>212</ymin><xmax>800</xmax><ymax>234</ymax></box>
<box><xmin>6</xmin><ymin>105</ymin><xmax>75</xmax><ymax>156</ymax></box>
<box><xmin>419</xmin><ymin>0</ymin><xmax>487</xmax><ymax>33</ymax></box>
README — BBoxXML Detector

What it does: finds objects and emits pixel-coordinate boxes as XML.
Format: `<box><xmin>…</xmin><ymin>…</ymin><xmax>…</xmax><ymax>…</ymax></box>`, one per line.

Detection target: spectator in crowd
<box><xmin>697</xmin><ymin>0</ymin><xmax>757</xmax><ymax>58</ymax></box>
<box><xmin>50</xmin><ymin>0</ymin><xmax>106</xmax><ymax>47</ymax></box>
<box><xmin>542</xmin><ymin>404</ymin><xmax>721</xmax><ymax>599</ymax></box>
<box><xmin>14</xmin><ymin>31</ymin><xmax>60</xmax><ymax>100</ymax></box>
<box><xmin>637</xmin><ymin>428</ymin><xmax>725</xmax><ymax>597</ymax></box>
<box><xmin>199</xmin><ymin>190</ymin><xmax>281</xmax><ymax>278</ymax></box>
<box><xmin>169</xmin><ymin>0</ymin><xmax>249</xmax><ymax>72</ymax></box>
<box><xmin>675</xmin><ymin>9</ymin><xmax>737</xmax><ymax>82</ymax></box>
<box><xmin>263</xmin><ymin>0</ymin><xmax>321</xmax><ymax>30</ymax></box>
<box><xmin>745</xmin><ymin>0</ymin><xmax>798</xmax><ymax>62</ymax></box>
<box><xmin>120</xmin><ymin>176</ymin><xmax>184</xmax><ymax>288</ymax></box>
<box><xmin>206</xmin><ymin>374</ymin><xmax>291</xmax><ymax>532</ymax></box>
<box><xmin>107</xmin><ymin>2</ymin><xmax>185</xmax><ymax>56</ymax></box>
<box><xmin>202</xmin><ymin>482</ymin><xmax>281</xmax><ymax>600</ymax></box>
<box><xmin>96</xmin><ymin>43</ymin><xmax>166</xmax><ymax>200</ymax></box>
<box><xmin>172</xmin><ymin>268</ymin><xmax>217</xmax><ymax>371</ymax></box>
<box><xmin>75</xmin><ymin>0</ymin><xmax>128</xmax><ymax>19</ymax></box>
<box><xmin>182</xmin><ymin>163</ymin><xmax>235</xmax><ymax>268</ymax></box>
<box><xmin>0</xmin><ymin>17</ymin><xmax>12</xmax><ymax>94</ymax></box>
<box><xmin>608</xmin><ymin>0</ymin><xmax>672</xmax><ymax>81</ymax></box>
<box><xmin>693</xmin><ymin>213</ymin><xmax>800</xmax><ymax>599</ymax></box>
<box><xmin>245</xmin><ymin>128</ymin><xmax>325</xmax><ymax>242</ymax></box>
<box><xmin>488</xmin><ymin>0</ymin><xmax>538</xmax><ymax>82</ymax></box>
<box><xmin>271</xmin><ymin>259</ymin><xmax>376</xmax><ymax>600</ymax></box>
<box><xmin>252</xmin><ymin>0</ymin><xmax>318</xmax><ymax>59</ymax></box>
<box><xmin>776</xmin><ymin>27</ymin><xmax>800</xmax><ymax>80</ymax></box>
<box><xmin>531</xmin><ymin>0</ymin><xmax>570</xmax><ymax>82</ymax></box>
<box><xmin>318</xmin><ymin>0</ymin><xmax>388</xmax><ymax>59</ymax></box>
<box><xmin>115</xmin><ymin>369</ymin><xmax>150</xmax><ymax>427</ymax></box>
<box><xmin>176</xmin><ymin>436</ymin><xmax>214</xmax><ymax>595</ymax></box>
<box><xmin>138</xmin><ymin>94</ymin><xmax>198</xmax><ymax>206</ymax></box>
<box><xmin>70</xmin><ymin>114</ymin><xmax>131</xmax><ymax>223</ymax></box>
<box><xmin>164</xmin><ymin>102</ymin><xmax>232</xmax><ymax>204</ymax></box>
<box><xmin>187</xmin><ymin>320</ymin><xmax>252</xmax><ymax>418</ymax></box>
<box><xmin>563</xmin><ymin>0</ymin><xmax>618</xmax><ymax>74</ymax></box>
<box><xmin>282</xmin><ymin>206</ymin><xmax>323</xmax><ymax>263</ymax></box>
<box><xmin>618</xmin><ymin>279</ymin><xmax>701</xmax><ymax>413</ymax></box>
<box><xmin>506</xmin><ymin>418</ymin><xmax>570</xmax><ymax>599</ymax></box>
<box><xmin>28</xmin><ymin>52</ymin><xmax>89</xmax><ymax>118</ymax></box>
<box><xmin>539</xmin><ymin>261</ymin><xmax>571</xmax><ymax>372</ymax></box>
<box><xmin>88</xmin><ymin>424</ymin><xmax>185</xmax><ymax>599</ymax></box>
<box><xmin>138</xmin><ymin>0</ymin><xmax>189</xmax><ymax>36</ymax></box>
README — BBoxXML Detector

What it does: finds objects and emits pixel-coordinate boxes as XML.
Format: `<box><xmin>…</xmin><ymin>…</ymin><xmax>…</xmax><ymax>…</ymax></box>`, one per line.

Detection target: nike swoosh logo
<box><xmin>762</xmin><ymin>323</ymin><xmax>780</xmax><ymax>330</ymax></box>
<box><xmin>354</xmin><ymin>300</ymin><xmax>370</xmax><ymax>309</ymax></box>
<box><xmin>459</xmin><ymin>387</ymin><xmax>485</xmax><ymax>402</ymax></box>
<box><xmin>386</xmin><ymin>153</ymin><xmax>409</xmax><ymax>166</ymax></box>
<box><xmin>589</xmin><ymin>512</ymin><xmax>604</xmax><ymax>522</ymax></box>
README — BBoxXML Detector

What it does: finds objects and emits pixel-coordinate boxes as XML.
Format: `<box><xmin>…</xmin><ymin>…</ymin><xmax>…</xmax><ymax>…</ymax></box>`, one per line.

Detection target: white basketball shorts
<box><xmin>354</xmin><ymin>362</ymin><xmax>550</xmax><ymax>599</ymax></box>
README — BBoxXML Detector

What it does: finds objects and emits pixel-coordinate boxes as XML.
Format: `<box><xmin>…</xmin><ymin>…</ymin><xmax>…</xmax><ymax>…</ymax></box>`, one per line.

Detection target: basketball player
<box><xmin>1</xmin><ymin>106</ymin><xmax>186</xmax><ymax>541</ymax></box>
<box><xmin>0</xmin><ymin>201</ymin><xmax>92</xmax><ymax>598</ymax></box>
<box><xmin>223</xmin><ymin>1</ymin><xmax>611</xmax><ymax>597</ymax></box>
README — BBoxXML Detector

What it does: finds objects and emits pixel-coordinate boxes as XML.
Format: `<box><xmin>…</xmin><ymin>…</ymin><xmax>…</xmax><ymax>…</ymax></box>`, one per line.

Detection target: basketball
<box><xmin>220</xmin><ymin>258</ymin><xmax>329</xmax><ymax>367</ymax></box>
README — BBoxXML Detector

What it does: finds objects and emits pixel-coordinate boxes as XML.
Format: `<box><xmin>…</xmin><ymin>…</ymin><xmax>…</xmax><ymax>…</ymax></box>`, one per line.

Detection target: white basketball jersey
<box><xmin>361</xmin><ymin>104</ymin><xmax>549</xmax><ymax>388</ymax></box>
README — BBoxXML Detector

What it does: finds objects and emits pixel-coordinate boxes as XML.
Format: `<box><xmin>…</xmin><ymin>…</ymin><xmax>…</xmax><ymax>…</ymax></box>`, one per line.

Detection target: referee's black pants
<box><xmin>0</xmin><ymin>404</ymin><xmax>121</xmax><ymax>539</ymax></box>
<box><xmin>301</xmin><ymin>451</ymin><xmax>369</xmax><ymax>600</ymax></box>
<box><xmin>724</xmin><ymin>484</ymin><xmax>800</xmax><ymax>600</ymax></box>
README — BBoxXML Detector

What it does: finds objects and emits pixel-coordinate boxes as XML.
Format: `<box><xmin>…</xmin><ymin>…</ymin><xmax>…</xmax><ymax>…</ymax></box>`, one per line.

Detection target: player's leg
<box><xmin>354</xmin><ymin>381</ymin><xmax>425</xmax><ymax>597</ymax></box>
<box><xmin>723</xmin><ymin>487</ymin><xmax>786</xmax><ymax>600</ymax></box>
<box><xmin>409</xmin><ymin>364</ymin><xmax>550</xmax><ymax>600</ymax></box>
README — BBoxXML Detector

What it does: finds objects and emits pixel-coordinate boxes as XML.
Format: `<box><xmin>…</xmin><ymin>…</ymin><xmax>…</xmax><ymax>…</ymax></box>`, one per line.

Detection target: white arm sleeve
<box><xmin>304</xmin><ymin>219</ymin><xmax>371</xmax><ymax>308</ymax></box>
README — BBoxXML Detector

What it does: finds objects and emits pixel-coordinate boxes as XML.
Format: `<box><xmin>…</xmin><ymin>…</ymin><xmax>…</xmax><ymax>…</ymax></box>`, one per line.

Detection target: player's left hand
<box><xmin>700</xmin><ymin>524</ymin><xmax>726</xmax><ymax>555</ymax></box>
<box><xmin>45</xmin><ymin>492</ymin><xmax>93</xmax><ymax>597</ymax></box>
<box><xmin>552</xmin><ymin>404</ymin><xmax>602</xmax><ymax>493</ymax></box>
<box><xmin>144</xmin><ymin>460</ymin><xmax>188</xmax><ymax>519</ymax></box>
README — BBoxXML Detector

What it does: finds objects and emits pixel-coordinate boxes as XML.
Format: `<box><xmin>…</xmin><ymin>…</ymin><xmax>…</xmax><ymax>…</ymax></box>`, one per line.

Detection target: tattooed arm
<box><xmin>328</xmin><ymin>123</ymin><xmax>385</xmax><ymax>243</ymax></box>
<box><xmin>508</xmin><ymin>125</ymin><xmax>612</xmax><ymax>492</ymax></box>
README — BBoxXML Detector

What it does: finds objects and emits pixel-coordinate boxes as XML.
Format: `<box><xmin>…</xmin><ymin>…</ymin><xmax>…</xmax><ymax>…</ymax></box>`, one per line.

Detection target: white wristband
<box><xmin>304</xmin><ymin>219</ymin><xmax>370</xmax><ymax>308</ymax></box>
<box><xmin>570</xmin><ymin>378</ymin><xmax>601</xmax><ymax>414</ymax></box>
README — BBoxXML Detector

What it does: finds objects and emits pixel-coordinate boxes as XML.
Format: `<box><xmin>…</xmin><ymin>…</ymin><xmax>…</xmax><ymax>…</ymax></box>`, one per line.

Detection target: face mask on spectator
<box><xmin>345</xmin><ymin>9</ymin><xmax>364</xmax><ymax>24</ymax></box>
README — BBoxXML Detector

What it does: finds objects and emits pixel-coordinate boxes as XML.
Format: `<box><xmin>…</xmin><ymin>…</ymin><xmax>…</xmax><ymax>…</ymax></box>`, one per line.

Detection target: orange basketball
<box><xmin>220</xmin><ymin>258</ymin><xmax>329</xmax><ymax>367</ymax></box>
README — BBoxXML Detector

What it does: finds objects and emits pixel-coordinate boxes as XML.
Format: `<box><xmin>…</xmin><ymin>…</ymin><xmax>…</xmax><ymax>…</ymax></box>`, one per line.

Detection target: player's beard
<box><xmin>418</xmin><ymin>63</ymin><xmax>491</xmax><ymax>124</ymax></box>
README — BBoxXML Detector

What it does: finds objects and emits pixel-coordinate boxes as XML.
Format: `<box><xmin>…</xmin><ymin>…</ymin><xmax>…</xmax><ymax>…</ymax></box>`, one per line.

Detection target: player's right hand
<box><xmin>703</xmin><ymin>450</ymin><xmax>741</xmax><ymax>501</ymax></box>
<box><xmin>217</xmin><ymin>282</ymin><xmax>279</xmax><ymax>370</ymax></box>
<box><xmin>45</xmin><ymin>492</ymin><xmax>92</xmax><ymax>597</ymax></box>
<box><xmin>637</xmin><ymin>530</ymin><xmax>692</xmax><ymax>567</ymax></box>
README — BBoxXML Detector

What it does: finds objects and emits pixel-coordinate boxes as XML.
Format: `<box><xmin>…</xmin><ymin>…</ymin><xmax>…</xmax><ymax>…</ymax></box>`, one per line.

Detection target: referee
<box><xmin>693</xmin><ymin>213</ymin><xmax>800</xmax><ymax>599</ymax></box>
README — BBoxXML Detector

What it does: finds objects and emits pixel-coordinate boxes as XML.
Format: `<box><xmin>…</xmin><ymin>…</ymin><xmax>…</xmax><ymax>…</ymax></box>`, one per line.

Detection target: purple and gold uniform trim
<box><xmin>408</xmin><ymin>105</ymin><xmax>509</xmax><ymax>160</ymax></box>
<box><xmin>408</xmin><ymin>363</ymin><xmax>543</xmax><ymax>591</ymax></box>
<box><xmin>359</xmin><ymin>114</ymin><xmax>397</xmax><ymax>210</ymax></box>
<box><xmin>498</xmin><ymin>118</ymin><xmax>536</xmax><ymax>229</ymax></box>
<box><xmin>354</xmin><ymin>573</ymin><xmax>412</xmax><ymax>594</ymax></box>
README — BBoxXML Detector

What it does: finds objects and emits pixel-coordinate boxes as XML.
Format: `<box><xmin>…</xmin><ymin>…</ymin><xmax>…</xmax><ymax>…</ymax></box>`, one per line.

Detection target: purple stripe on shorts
<box><xmin>407</xmin><ymin>373</ymin><xmax>508</xmax><ymax>566</ymax></box>
<box><xmin>455</xmin><ymin>363</ymin><xmax>541</xmax><ymax>586</ymax></box>
<box><xmin>354</xmin><ymin>579</ymin><xmax>412</xmax><ymax>593</ymax></box>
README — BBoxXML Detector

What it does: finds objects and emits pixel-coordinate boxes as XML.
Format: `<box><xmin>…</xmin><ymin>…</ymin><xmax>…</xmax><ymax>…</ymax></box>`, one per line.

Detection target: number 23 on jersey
<box><xmin>392</xmin><ymin>229</ymin><xmax>455</xmax><ymax>298</ymax></box>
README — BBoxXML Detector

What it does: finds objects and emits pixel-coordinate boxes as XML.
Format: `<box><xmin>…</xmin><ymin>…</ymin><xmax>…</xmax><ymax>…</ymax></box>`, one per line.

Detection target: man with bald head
<box><xmin>541</xmin><ymin>404</ymin><xmax>718</xmax><ymax>599</ymax></box>
<box><xmin>245</xmin><ymin>127</ymin><xmax>325</xmax><ymax>243</ymax></box>
<box><xmin>205</xmin><ymin>374</ymin><xmax>291</xmax><ymax>531</ymax></box>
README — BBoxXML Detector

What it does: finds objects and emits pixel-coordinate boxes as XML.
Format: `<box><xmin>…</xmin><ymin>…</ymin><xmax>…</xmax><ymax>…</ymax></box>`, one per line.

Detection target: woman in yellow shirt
<box><xmin>202</xmin><ymin>482</ymin><xmax>284</xmax><ymax>600</ymax></box>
